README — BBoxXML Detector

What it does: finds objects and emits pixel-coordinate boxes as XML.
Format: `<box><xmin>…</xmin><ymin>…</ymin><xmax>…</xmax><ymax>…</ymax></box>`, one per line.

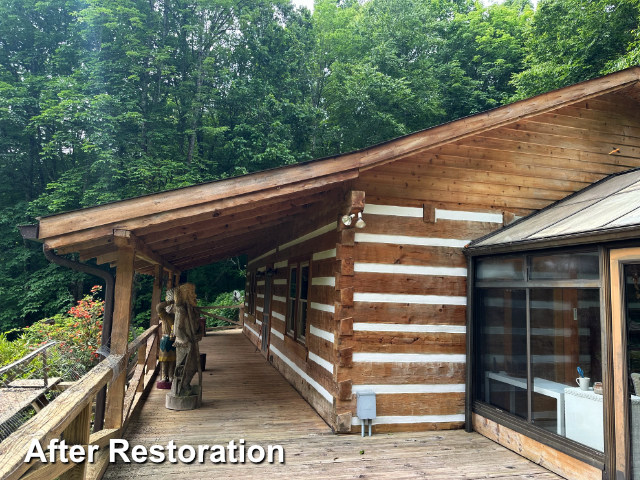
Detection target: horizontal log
<box><xmin>360</xmin><ymin>171</ymin><xmax>569</xmax><ymax>202</ymax></box>
<box><xmin>343</xmin><ymin>272</ymin><xmax>466</xmax><ymax>296</ymax></box>
<box><xmin>354</xmin><ymin>180</ymin><xmax>553</xmax><ymax>211</ymax></box>
<box><xmin>341</xmin><ymin>332</ymin><xmax>466</xmax><ymax>354</ymax></box>
<box><xmin>307</xmin><ymin>335</ymin><xmax>334</xmax><ymax>363</ymax></box>
<box><xmin>350</xmin><ymin>421</ymin><xmax>464</xmax><ymax>434</ymax></box>
<box><xmin>342</xmin><ymin>362</ymin><xmax>466</xmax><ymax>384</ymax></box>
<box><xmin>309</xmin><ymin>284</ymin><xmax>335</xmax><ymax>305</ymax></box>
<box><xmin>430</xmin><ymin>141</ymin><xmax>625</xmax><ymax>176</ymax></box>
<box><xmin>407</xmin><ymin>150</ymin><xmax>605</xmax><ymax>184</ymax></box>
<box><xmin>308</xmin><ymin>308</ymin><xmax>334</xmax><ymax>332</ymax></box>
<box><xmin>457</xmin><ymin>134</ymin><xmax>638</xmax><ymax>168</ymax></box>
<box><xmin>354</xmin><ymin>243</ymin><xmax>466</xmax><ymax>268</ymax></box>
<box><xmin>311</xmin><ymin>258</ymin><xmax>336</xmax><ymax>278</ymax></box>
<box><xmin>340</xmin><ymin>392</ymin><xmax>465</xmax><ymax>417</ymax></box>
<box><xmin>376</xmin><ymin>161</ymin><xmax>590</xmax><ymax>192</ymax></box>
<box><xmin>364</xmin><ymin>195</ymin><xmax>533</xmax><ymax>217</ymax></box>
<box><xmin>352</xmin><ymin>303</ymin><xmax>466</xmax><ymax>325</ymax></box>
<box><xmin>531</xmin><ymin>111</ymin><xmax>640</xmax><ymax>141</ymax></box>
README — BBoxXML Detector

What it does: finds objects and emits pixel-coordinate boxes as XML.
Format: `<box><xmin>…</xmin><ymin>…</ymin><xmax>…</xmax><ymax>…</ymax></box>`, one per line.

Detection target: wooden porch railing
<box><xmin>0</xmin><ymin>323</ymin><xmax>160</xmax><ymax>480</ymax></box>
<box><xmin>197</xmin><ymin>304</ymin><xmax>244</xmax><ymax>327</ymax></box>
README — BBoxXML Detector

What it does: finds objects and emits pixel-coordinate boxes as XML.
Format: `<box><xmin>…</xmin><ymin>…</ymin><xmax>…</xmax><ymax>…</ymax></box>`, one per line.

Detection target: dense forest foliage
<box><xmin>1</xmin><ymin>0</ymin><xmax>640</xmax><ymax>332</ymax></box>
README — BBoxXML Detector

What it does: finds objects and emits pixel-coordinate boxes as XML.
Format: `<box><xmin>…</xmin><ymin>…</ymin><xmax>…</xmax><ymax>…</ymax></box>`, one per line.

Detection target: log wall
<box><xmin>245</xmin><ymin>91</ymin><xmax>640</xmax><ymax>437</ymax></box>
<box><xmin>345</xmin><ymin>91</ymin><xmax>640</xmax><ymax>434</ymax></box>
<box><xmin>243</xmin><ymin>196</ymin><xmax>344</xmax><ymax>430</ymax></box>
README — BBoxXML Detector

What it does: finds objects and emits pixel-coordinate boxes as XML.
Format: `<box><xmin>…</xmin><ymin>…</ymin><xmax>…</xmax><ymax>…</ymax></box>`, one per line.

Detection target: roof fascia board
<box><xmin>37</xmin><ymin>67</ymin><xmax>640</xmax><ymax>249</ymax></box>
<box><xmin>41</xmin><ymin>169</ymin><xmax>358</xmax><ymax>250</ymax></box>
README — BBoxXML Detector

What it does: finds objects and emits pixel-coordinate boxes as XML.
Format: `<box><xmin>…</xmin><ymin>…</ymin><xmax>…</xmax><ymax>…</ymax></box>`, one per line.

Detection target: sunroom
<box><xmin>464</xmin><ymin>167</ymin><xmax>640</xmax><ymax>480</ymax></box>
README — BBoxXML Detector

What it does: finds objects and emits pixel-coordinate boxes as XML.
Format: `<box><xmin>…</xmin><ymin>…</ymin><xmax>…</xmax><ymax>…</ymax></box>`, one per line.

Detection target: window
<box><xmin>286</xmin><ymin>260</ymin><xmax>310</xmax><ymax>343</ymax></box>
<box><xmin>475</xmin><ymin>250</ymin><xmax>603</xmax><ymax>453</ymax></box>
<box><xmin>297</xmin><ymin>263</ymin><xmax>309</xmax><ymax>342</ymax></box>
<box><xmin>287</xmin><ymin>266</ymin><xmax>297</xmax><ymax>335</ymax></box>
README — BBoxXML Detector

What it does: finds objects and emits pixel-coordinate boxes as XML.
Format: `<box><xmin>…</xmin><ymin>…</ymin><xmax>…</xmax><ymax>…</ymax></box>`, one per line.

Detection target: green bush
<box><xmin>200</xmin><ymin>290</ymin><xmax>244</xmax><ymax>328</ymax></box>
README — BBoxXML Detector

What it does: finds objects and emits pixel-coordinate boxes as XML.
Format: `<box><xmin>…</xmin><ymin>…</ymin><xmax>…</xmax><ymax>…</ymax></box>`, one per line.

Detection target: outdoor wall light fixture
<box><xmin>266</xmin><ymin>268</ymin><xmax>277</xmax><ymax>277</ymax></box>
<box><xmin>255</xmin><ymin>270</ymin><xmax>265</xmax><ymax>278</ymax></box>
<box><xmin>341</xmin><ymin>211</ymin><xmax>366</xmax><ymax>228</ymax></box>
<box><xmin>341</xmin><ymin>213</ymin><xmax>354</xmax><ymax>226</ymax></box>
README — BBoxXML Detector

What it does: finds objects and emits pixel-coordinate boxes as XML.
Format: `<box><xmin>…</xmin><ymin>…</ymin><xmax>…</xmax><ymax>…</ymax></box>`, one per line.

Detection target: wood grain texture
<box><xmin>343</xmin><ymin>272</ymin><xmax>467</xmax><ymax>296</ymax></box>
<box><xmin>105</xmin><ymin>247</ymin><xmax>135</xmax><ymax>430</ymax></box>
<box><xmin>472</xmin><ymin>413</ymin><xmax>602</xmax><ymax>480</ymax></box>
<box><xmin>341</xmin><ymin>361</ymin><xmax>466</xmax><ymax>384</ymax></box>
<box><xmin>352</xmin><ymin>302</ymin><xmax>466</xmax><ymax>325</ymax></box>
<box><xmin>357</xmin><ymin>214</ymin><xmax>499</xmax><ymax>239</ymax></box>
<box><xmin>354</xmin><ymin>243</ymin><xmax>466</xmax><ymax>268</ymax></box>
<box><xmin>103</xmin><ymin>330</ymin><xmax>562</xmax><ymax>480</ymax></box>
<box><xmin>342</xmin><ymin>331</ymin><xmax>466</xmax><ymax>354</ymax></box>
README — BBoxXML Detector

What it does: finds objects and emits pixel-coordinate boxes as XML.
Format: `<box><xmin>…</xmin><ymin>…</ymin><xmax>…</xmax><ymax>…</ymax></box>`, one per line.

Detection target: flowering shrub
<box><xmin>1</xmin><ymin>286</ymin><xmax>105</xmax><ymax>379</ymax></box>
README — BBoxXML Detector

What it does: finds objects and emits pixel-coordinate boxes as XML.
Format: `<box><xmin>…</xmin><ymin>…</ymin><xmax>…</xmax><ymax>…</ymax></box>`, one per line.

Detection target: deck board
<box><xmin>104</xmin><ymin>329</ymin><xmax>561</xmax><ymax>479</ymax></box>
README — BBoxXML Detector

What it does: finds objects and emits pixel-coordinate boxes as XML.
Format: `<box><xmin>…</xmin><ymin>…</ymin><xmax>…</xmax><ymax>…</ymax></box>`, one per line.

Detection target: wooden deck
<box><xmin>104</xmin><ymin>329</ymin><xmax>561</xmax><ymax>479</ymax></box>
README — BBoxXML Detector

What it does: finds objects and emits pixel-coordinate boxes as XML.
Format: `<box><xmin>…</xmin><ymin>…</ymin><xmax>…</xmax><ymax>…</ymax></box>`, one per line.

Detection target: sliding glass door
<box><xmin>611</xmin><ymin>249</ymin><xmax>640</xmax><ymax>479</ymax></box>
<box><xmin>475</xmin><ymin>250</ymin><xmax>604</xmax><ymax>454</ymax></box>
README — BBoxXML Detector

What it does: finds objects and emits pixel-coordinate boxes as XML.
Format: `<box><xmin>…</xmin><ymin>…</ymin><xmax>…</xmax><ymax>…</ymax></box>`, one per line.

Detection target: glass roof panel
<box><xmin>469</xmin><ymin>168</ymin><xmax>640</xmax><ymax>249</ymax></box>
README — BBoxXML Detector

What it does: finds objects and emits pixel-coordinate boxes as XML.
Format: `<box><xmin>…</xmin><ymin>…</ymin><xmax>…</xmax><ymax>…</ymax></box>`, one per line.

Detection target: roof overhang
<box><xmin>33</xmin><ymin>67</ymin><xmax>640</xmax><ymax>273</ymax></box>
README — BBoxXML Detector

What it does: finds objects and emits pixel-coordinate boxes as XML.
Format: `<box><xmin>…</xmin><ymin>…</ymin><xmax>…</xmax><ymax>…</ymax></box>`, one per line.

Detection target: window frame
<box><xmin>286</xmin><ymin>258</ymin><xmax>311</xmax><ymax>344</ymax></box>
<box><xmin>470</xmin><ymin>245</ymin><xmax>606</xmax><ymax>470</ymax></box>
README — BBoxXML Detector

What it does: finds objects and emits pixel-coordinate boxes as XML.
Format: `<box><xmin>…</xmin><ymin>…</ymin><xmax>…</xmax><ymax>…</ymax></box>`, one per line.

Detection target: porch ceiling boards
<box><xmin>34</xmin><ymin>67</ymin><xmax>640</xmax><ymax>273</ymax></box>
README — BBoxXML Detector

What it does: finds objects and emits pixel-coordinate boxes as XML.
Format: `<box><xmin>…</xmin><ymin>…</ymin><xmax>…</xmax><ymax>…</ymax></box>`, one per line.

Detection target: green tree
<box><xmin>511</xmin><ymin>0</ymin><xmax>640</xmax><ymax>99</ymax></box>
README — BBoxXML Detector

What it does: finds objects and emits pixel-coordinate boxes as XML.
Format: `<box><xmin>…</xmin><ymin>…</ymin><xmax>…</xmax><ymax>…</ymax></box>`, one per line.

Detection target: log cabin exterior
<box><xmin>14</xmin><ymin>66</ymin><xmax>640</xmax><ymax>480</ymax></box>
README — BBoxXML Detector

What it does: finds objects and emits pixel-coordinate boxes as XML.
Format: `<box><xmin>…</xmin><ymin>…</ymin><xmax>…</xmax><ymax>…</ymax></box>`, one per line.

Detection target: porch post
<box><xmin>147</xmin><ymin>264</ymin><xmax>162</xmax><ymax>372</ymax></box>
<box><xmin>104</xmin><ymin>246</ymin><xmax>135</xmax><ymax>430</ymax></box>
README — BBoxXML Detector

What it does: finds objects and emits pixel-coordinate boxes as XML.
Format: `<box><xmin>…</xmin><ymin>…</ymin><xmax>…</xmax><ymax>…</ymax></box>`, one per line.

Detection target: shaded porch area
<box><xmin>104</xmin><ymin>330</ymin><xmax>561</xmax><ymax>479</ymax></box>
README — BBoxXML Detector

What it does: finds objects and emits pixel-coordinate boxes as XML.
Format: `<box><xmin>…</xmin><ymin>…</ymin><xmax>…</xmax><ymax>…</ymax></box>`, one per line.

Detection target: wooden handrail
<box><xmin>0</xmin><ymin>341</ymin><xmax>57</xmax><ymax>378</ymax></box>
<box><xmin>0</xmin><ymin>324</ymin><xmax>159</xmax><ymax>480</ymax></box>
<box><xmin>0</xmin><ymin>355</ymin><xmax>124</xmax><ymax>480</ymax></box>
<box><xmin>127</xmin><ymin>324</ymin><xmax>159</xmax><ymax>356</ymax></box>
<box><xmin>196</xmin><ymin>304</ymin><xmax>242</xmax><ymax>310</ymax></box>
<box><xmin>122</xmin><ymin>334</ymin><xmax>157</xmax><ymax>421</ymax></box>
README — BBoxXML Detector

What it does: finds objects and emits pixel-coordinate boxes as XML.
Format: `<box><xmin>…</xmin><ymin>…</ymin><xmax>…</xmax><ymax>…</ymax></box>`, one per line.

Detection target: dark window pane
<box><xmin>287</xmin><ymin>298</ymin><xmax>295</xmax><ymax>334</ymax></box>
<box><xmin>476</xmin><ymin>257</ymin><xmax>524</xmax><ymax>281</ymax></box>
<box><xmin>530</xmin><ymin>288</ymin><xmax>602</xmax><ymax>451</ymax></box>
<box><xmin>289</xmin><ymin>268</ymin><xmax>297</xmax><ymax>298</ymax></box>
<box><xmin>300</xmin><ymin>265</ymin><xmax>309</xmax><ymax>301</ymax></box>
<box><xmin>529</xmin><ymin>252</ymin><xmax>599</xmax><ymax>280</ymax></box>
<box><xmin>297</xmin><ymin>301</ymin><xmax>307</xmax><ymax>342</ymax></box>
<box><xmin>476</xmin><ymin>289</ymin><xmax>528</xmax><ymax>419</ymax></box>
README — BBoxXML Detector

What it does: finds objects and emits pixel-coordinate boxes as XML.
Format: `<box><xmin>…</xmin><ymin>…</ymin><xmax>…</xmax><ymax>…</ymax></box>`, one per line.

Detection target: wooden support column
<box><xmin>147</xmin><ymin>264</ymin><xmax>162</xmax><ymax>372</ymax></box>
<box><xmin>104</xmin><ymin>246</ymin><xmax>135</xmax><ymax>430</ymax></box>
<box><xmin>60</xmin><ymin>402</ymin><xmax>92</xmax><ymax>480</ymax></box>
